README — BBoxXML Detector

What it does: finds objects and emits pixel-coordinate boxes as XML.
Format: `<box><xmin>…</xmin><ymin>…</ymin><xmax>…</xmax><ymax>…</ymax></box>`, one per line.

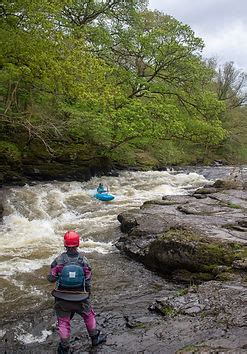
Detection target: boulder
<box><xmin>0</xmin><ymin>189</ymin><xmax>3</xmax><ymax>220</ymax></box>
<box><xmin>116</xmin><ymin>187</ymin><xmax>247</xmax><ymax>281</ymax></box>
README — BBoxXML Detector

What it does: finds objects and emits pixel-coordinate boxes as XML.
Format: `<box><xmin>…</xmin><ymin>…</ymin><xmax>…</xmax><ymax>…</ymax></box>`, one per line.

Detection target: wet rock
<box><xmin>212</xmin><ymin>177</ymin><xmax>243</xmax><ymax>190</ymax></box>
<box><xmin>146</xmin><ymin>228</ymin><xmax>238</xmax><ymax>274</ymax></box>
<box><xmin>232</xmin><ymin>258</ymin><xmax>247</xmax><ymax>271</ymax></box>
<box><xmin>150</xmin><ymin>280</ymin><xmax>247</xmax><ymax>321</ymax></box>
<box><xmin>124</xmin><ymin>315</ymin><xmax>146</xmax><ymax>329</ymax></box>
<box><xmin>193</xmin><ymin>193</ymin><xmax>208</xmax><ymax>199</ymax></box>
<box><xmin>225</xmin><ymin>220</ymin><xmax>247</xmax><ymax>232</ymax></box>
<box><xmin>0</xmin><ymin>189</ymin><xmax>3</xmax><ymax>220</ymax></box>
<box><xmin>150</xmin><ymin>292</ymin><xmax>206</xmax><ymax>316</ymax></box>
<box><xmin>106</xmin><ymin>169</ymin><xmax>120</xmax><ymax>177</ymax></box>
<box><xmin>117</xmin><ymin>211</ymin><xmax>139</xmax><ymax>233</ymax></box>
<box><xmin>116</xmin><ymin>186</ymin><xmax>247</xmax><ymax>279</ymax></box>
<box><xmin>2</xmin><ymin>273</ymin><xmax>247</xmax><ymax>353</ymax></box>
<box><xmin>211</xmin><ymin>265</ymin><xmax>230</xmax><ymax>275</ymax></box>
<box><xmin>212</xmin><ymin>159</ymin><xmax>226</xmax><ymax>166</ymax></box>
<box><xmin>177</xmin><ymin>204</ymin><xmax>213</xmax><ymax>215</ymax></box>
<box><xmin>162</xmin><ymin>195</ymin><xmax>190</xmax><ymax>204</ymax></box>
<box><xmin>142</xmin><ymin>199</ymin><xmax>178</xmax><ymax>207</ymax></box>
<box><xmin>193</xmin><ymin>187</ymin><xmax>219</xmax><ymax>194</ymax></box>
<box><xmin>208</xmin><ymin>191</ymin><xmax>247</xmax><ymax>209</ymax></box>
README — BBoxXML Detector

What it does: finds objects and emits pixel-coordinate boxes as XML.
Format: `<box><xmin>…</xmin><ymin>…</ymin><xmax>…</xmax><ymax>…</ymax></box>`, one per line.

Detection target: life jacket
<box><xmin>97</xmin><ymin>186</ymin><xmax>106</xmax><ymax>194</ymax></box>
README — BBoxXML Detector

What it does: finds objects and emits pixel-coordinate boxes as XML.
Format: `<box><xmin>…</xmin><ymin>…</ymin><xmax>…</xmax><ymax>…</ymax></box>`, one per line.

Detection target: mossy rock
<box><xmin>215</xmin><ymin>272</ymin><xmax>235</xmax><ymax>281</ymax></box>
<box><xmin>22</xmin><ymin>141</ymin><xmax>52</xmax><ymax>161</ymax></box>
<box><xmin>176</xmin><ymin>344</ymin><xmax>200</xmax><ymax>353</ymax></box>
<box><xmin>141</xmin><ymin>200</ymin><xmax>177</xmax><ymax>208</ymax></box>
<box><xmin>53</xmin><ymin>143</ymin><xmax>97</xmax><ymax>163</ymax></box>
<box><xmin>146</xmin><ymin>227</ymin><xmax>238</xmax><ymax>275</ymax></box>
<box><xmin>160</xmin><ymin>305</ymin><xmax>177</xmax><ymax>316</ymax></box>
<box><xmin>23</xmin><ymin>142</ymin><xmax>98</xmax><ymax>164</ymax></box>
<box><xmin>213</xmin><ymin>179</ymin><xmax>243</xmax><ymax>190</ymax></box>
<box><xmin>0</xmin><ymin>141</ymin><xmax>22</xmax><ymax>165</ymax></box>
<box><xmin>171</xmin><ymin>269</ymin><xmax>214</xmax><ymax>283</ymax></box>
<box><xmin>23</xmin><ymin>163</ymin><xmax>92</xmax><ymax>181</ymax></box>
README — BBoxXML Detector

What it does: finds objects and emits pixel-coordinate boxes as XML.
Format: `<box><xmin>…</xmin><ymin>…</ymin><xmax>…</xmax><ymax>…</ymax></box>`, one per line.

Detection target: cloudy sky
<box><xmin>148</xmin><ymin>0</ymin><xmax>247</xmax><ymax>72</ymax></box>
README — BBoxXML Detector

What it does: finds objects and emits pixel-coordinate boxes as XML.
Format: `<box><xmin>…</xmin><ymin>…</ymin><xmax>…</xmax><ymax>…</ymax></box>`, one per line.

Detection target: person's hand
<box><xmin>47</xmin><ymin>274</ymin><xmax>57</xmax><ymax>282</ymax></box>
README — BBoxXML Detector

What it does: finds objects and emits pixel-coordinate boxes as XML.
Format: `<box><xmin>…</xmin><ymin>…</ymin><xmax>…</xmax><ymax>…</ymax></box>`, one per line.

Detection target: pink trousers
<box><xmin>54</xmin><ymin>298</ymin><xmax>97</xmax><ymax>342</ymax></box>
<box><xmin>57</xmin><ymin>309</ymin><xmax>96</xmax><ymax>341</ymax></box>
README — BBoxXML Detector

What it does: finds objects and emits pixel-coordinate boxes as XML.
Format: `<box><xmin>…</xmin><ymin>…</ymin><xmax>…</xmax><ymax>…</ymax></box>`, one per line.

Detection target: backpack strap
<box><xmin>77</xmin><ymin>253</ymin><xmax>87</xmax><ymax>266</ymax></box>
<box><xmin>61</xmin><ymin>253</ymin><xmax>82</xmax><ymax>265</ymax></box>
<box><xmin>62</xmin><ymin>253</ymin><xmax>71</xmax><ymax>264</ymax></box>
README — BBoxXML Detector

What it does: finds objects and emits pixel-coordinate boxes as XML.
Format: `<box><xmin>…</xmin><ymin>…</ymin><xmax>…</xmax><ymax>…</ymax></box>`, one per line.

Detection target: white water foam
<box><xmin>0</xmin><ymin>329</ymin><xmax>6</xmax><ymax>338</ymax></box>
<box><xmin>0</xmin><ymin>171</ymin><xmax>209</xmax><ymax>287</ymax></box>
<box><xmin>80</xmin><ymin>239</ymin><xmax>114</xmax><ymax>254</ymax></box>
<box><xmin>0</xmin><ymin>257</ymin><xmax>53</xmax><ymax>277</ymax></box>
<box><xmin>16</xmin><ymin>328</ymin><xmax>52</xmax><ymax>344</ymax></box>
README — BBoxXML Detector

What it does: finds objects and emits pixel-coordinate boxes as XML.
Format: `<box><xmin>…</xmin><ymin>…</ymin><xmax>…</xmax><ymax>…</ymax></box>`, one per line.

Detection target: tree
<box><xmin>208</xmin><ymin>59</ymin><xmax>247</xmax><ymax>109</ymax></box>
<box><xmin>0</xmin><ymin>1</ymin><xmax>227</xmax><ymax>165</ymax></box>
<box><xmin>87</xmin><ymin>10</ymin><xmax>226</xmax><ymax>155</ymax></box>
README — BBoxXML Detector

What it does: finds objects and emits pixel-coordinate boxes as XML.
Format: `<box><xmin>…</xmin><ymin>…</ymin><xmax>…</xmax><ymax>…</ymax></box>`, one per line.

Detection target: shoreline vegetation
<box><xmin>0</xmin><ymin>1</ymin><xmax>246</xmax><ymax>187</ymax></box>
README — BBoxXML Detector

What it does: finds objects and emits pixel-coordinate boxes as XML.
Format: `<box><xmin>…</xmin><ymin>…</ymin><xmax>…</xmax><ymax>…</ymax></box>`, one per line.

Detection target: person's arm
<box><xmin>83</xmin><ymin>256</ymin><xmax>92</xmax><ymax>294</ymax></box>
<box><xmin>47</xmin><ymin>258</ymin><xmax>63</xmax><ymax>282</ymax></box>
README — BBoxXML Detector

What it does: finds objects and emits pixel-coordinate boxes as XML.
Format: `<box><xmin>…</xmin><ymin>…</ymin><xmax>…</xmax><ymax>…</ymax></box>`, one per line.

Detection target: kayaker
<box><xmin>97</xmin><ymin>182</ymin><xmax>108</xmax><ymax>194</ymax></box>
<box><xmin>47</xmin><ymin>230</ymin><xmax>106</xmax><ymax>353</ymax></box>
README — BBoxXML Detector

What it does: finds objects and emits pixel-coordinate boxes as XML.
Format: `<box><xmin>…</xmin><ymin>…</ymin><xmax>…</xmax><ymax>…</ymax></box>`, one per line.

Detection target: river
<box><xmin>0</xmin><ymin>167</ymin><xmax>242</xmax><ymax>347</ymax></box>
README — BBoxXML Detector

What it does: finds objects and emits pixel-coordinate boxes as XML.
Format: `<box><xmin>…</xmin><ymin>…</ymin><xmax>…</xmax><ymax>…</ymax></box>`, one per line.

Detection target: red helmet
<box><xmin>64</xmin><ymin>230</ymin><xmax>80</xmax><ymax>247</ymax></box>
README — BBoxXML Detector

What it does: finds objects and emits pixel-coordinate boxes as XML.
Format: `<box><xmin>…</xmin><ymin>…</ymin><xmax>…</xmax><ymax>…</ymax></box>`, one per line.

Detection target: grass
<box><xmin>227</xmin><ymin>202</ymin><xmax>242</xmax><ymax>209</ymax></box>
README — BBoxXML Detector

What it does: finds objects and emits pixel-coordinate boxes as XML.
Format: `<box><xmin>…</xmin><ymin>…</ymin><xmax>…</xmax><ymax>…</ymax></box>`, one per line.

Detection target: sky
<box><xmin>148</xmin><ymin>0</ymin><xmax>247</xmax><ymax>72</ymax></box>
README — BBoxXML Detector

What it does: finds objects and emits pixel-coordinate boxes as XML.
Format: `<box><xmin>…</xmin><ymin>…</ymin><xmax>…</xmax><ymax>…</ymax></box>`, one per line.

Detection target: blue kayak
<box><xmin>95</xmin><ymin>193</ymin><xmax>115</xmax><ymax>201</ymax></box>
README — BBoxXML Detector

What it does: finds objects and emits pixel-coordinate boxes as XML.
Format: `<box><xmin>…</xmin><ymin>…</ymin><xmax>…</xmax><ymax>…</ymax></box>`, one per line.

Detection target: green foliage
<box><xmin>175</xmin><ymin>288</ymin><xmax>189</xmax><ymax>297</ymax></box>
<box><xmin>176</xmin><ymin>344</ymin><xmax>200</xmax><ymax>353</ymax></box>
<box><xmin>215</xmin><ymin>105</ymin><xmax>247</xmax><ymax>163</ymax></box>
<box><xmin>0</xmin><ymin>0</ymin><xmax>239</xmax><ymax>168</ymax></box>
<box><xmin>0</xmin><ymin>141</ymin><xmax>21</xmax><ymax>163</ymax></box>
<box><xmin>161</xmin><ymin>306</ymin><xmax>176</xmax><ymax>316</ymax></box>
<box><xmin>227</xmin><ymin>203</ymin><xmax>241</xmax><ymax>209</ymax></box>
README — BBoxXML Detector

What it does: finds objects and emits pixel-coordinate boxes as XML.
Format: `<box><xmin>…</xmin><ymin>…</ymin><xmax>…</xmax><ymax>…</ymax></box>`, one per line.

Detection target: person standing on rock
<box><xmin>47</xmin><ymin>230</ymin><xmax>106</xmax><ymax>354</ymax></box>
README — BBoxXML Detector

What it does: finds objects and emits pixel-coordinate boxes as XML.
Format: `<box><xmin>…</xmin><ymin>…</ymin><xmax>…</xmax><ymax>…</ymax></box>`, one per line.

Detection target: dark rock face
<box><xmin>116</xmin><ymin>183</ymin><xmax>247</xmax><ymax>281</ymax></box>
<box><xmin>0</xmin><ymin>189</ymin><xmax>3</xmax><ymax>220</ymax></box>
<box><xmin>0</xmin><ymin>137</ymin><xmax>120</xmax><ymax>186</ymax></box>
<box><xmin>0</xmin><ymin>158</ymin><xmax>115</xmax><ymax>186</ymax></box>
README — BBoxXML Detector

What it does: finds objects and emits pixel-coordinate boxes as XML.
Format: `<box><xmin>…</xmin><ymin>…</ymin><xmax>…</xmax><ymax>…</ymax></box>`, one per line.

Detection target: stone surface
<box><xmin>116</xmin><ymin>184</ymin><xmax>247</xmax><ymax>280</ymax></box>
<box><xmin>0</xmin><ymin>189</ymin><xmax>4</xmax><ymax>220</ymax></box>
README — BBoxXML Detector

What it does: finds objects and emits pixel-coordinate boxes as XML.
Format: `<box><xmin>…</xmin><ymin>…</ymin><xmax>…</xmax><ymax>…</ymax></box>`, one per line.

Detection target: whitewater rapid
<box><xmin>0</xmin><ymin>170</ymin><xmax>210</xmax><ymax>327</ymax></box>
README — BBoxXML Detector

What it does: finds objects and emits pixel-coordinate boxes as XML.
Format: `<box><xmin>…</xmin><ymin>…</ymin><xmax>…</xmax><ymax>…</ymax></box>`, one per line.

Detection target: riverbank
<box><xmin>0</xmin><ymin>135</ymin><xmax>244</xmax><ymax>187</ymax></box>
<box><xmin>1</xmin><ymin>276</ymin><xmax>246</xmax><ymax>353</ymax></box>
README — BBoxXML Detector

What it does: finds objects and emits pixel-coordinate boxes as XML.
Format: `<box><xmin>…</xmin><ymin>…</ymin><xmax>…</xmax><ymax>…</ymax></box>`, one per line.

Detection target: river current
<box><xmin>1</xmin><ymin>167</ymin><xmax>238</xmax><ymax>345</ymax></box>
